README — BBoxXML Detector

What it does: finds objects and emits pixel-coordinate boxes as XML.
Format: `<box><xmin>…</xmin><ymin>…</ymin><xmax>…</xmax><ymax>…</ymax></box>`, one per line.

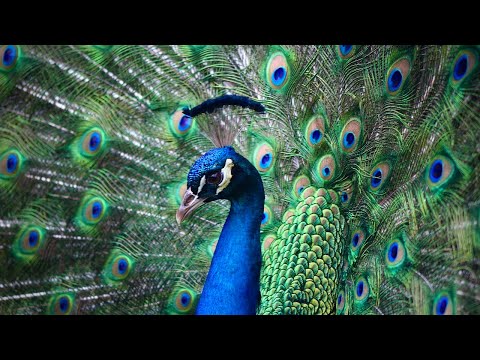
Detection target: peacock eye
<box><xmin>266</xmin><ymin>52</ymin><xmax>289</xmax><ymax>90</ymax></box>
<box><xmin>338</xmin><ymin>45</ymin><xmax>356</xmax><ymax>59</ymax></box>
<box><xmin>433</xmin><ymin>292</ymin><xmax>454</xmax><ymax>315</ymax></box>
<box><xmin>79</xmin><ymin>127</ymin><xmax>106</xmax><ymax>158</ymax></box>
<box><xmin>0</xmin><ymin>149</ymin><xmax>24</xmax><ymax>179</ymax></box>
<box><xmin>1</xmin><ymin>45</ymin><xmax>20</xmax><ymax>71</ymax></box>
<box><xmin>50</xmin><ymin>294</ymin><xmax>75</xmax><ymax>315</ymax></box>
<box><xmin>354</xmin><ymin>276</ymin><xmax>370</xmax><ymax>303</ymax></box>
<box><xmin>426</xmin><ymin>155</ymin><xmax>455</xmax><ymax>190</ymax></box>
<box><xmin>451</xmin><ymin>49</ymin><xmax>477</xmax><ymax>86</ymax></box>
<box><xmin>174</xmin><ymin>288</ymin><xmax>196</xmax><ymax>313</ymax></box>
<box><xmin>207</xmin><ymin>171</ymin><xmax>223</xmax><ymax>185</ymax></box>
<box><xmin>350</xmin><ymin>229</ymin><xmax>366</xmax><ymax>253</ymax></box>
<box><xmin>386</xmin><ymin>58</ymin><xmax>411</xmax><ymax>95</ymax></box>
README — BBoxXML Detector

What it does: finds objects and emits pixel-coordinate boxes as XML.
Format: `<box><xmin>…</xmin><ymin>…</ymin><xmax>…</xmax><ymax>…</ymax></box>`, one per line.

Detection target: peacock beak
<box><xmin>176</xmin><ymin>188</ymin><xmax>207</xmax><ymax>225</ymax></box>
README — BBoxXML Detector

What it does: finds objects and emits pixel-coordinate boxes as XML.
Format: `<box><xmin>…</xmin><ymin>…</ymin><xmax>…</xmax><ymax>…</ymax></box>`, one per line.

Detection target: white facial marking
<box><xmin>216</xmin><ymin>158</ymin><xmax>234</xmax><ymax>195</ymax></box>
<box><xmin>197</xmin><ymin>175</ymin><xmax>206</xmax><ymax>195</ymax></box>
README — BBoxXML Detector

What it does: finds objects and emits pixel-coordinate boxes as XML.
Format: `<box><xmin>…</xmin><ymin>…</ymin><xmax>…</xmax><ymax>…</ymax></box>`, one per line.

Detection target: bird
<box><xmin>0</xmin><ymin>45</ymin><xmax>479</xmax><ymax>315</ymax></box>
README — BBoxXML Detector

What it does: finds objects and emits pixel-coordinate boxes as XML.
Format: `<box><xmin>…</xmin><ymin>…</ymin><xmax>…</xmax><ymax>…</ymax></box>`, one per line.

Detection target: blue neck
<box><xmin>196</xmin><ymin>166</ymin><xmax>264</xmax><ymax>315</ymax></box>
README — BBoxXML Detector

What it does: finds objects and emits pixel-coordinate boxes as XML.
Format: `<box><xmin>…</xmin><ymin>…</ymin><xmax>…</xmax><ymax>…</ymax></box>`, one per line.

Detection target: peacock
<box><xmin>0</xmin><ymin>45</ymin><xmax>479</xmax><ymax>315</ymax></box>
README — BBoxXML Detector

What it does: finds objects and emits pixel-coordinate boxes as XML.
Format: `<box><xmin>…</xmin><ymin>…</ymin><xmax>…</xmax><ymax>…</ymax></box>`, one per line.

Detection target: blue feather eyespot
<box><xmin>340</xmin><ymin>118</ymin><xmax>362</xmax><ymax>153</ymax></box>
<box><xmin>174</xmin><ymin>288</ymin><xmax>197</xmax><ymax>313</ymax></box>
<box><xmin>79</xmin><ymin>127</ymin><xmax>106</xmax><ymax>158</ymax></box>
<box><xmin>385</xmin><ymin>239</ymin><xmax>406</xmax><ymax>269</ymax></box>
<box><xmin>103</xmin><ymin>252</ymin><xmax>135</xmax><ymax>284</ymax></box>
<box><xmin>388</xmin><ymin>69</ymin><xmax>402</xmax><ymax>92</ymax></box>
<box><xmin>178</xmin><ymin>115</ymin><xmax>192</xmax><ymax>132</ymax></box>
<box><xmin>305</xmin><ymin>116</ymin><xmax>326</xmax><ymax>147</ymax></box>
<box><xmin>386</xmin><ymin>58</ymin><xmax>411</xmax><ymax>95</ymax></box>
<box><xmin>310</xmin><ymin>129</ymin><xmax>322</xmax><ymax>144</ymax></box>
<box><xmin>266</xmin><ymin>52</ymin><xmax>290</xmax><ymax>90</ymax></box>
<box><xmin>170</xmin><ymin>109</ymin><xmax>195</xmax><ymax>137</ymax></box>
<box><xmin>429</xmin><ymin>159</ymin><xmax>443</xmax><ymax>183</ymax></box>
<box><xmin>1</xmin><ymin>45</ymin><xmax>20</xmax><ymax>71</ymax></box>
<box><xmin>350</xmin><ymin>229</ymin><xmax>365</xmax><ymax>253</ymax></box>
<box><xmin>253</xmin><ymin>143</ymin><xmax>275</xmax><ymax>173</ymax></box>
<box><xmin>451</xmin><ymin>49</ymin><xmax>477</xmax><ymax>86</ymax></box>
<box><xmin>336</xmin><ymin>289</ymin><xmax>346</xmax><ymax>314</ymax></box>
<box><xmin>272</xmin><ymin>67</ymin><xmax>287</xmax><ymax>86</ymax></box>
<box><xmin>0</xmin><ymin>149</ymin><xmax>24</xmax><ymax>179</ymax></box>
<box><xmin>371</xmin><ymin>169</ymin><xmax>382</xmax><ymax>187</ymax></box>
<box><xmin>49</xmin><ymin>293</ymin><xmax>75</xmax><ymax>315</ymax></box>
<box><xmin>111</xmin><ymin>255</ymin><xmax>133</xmax><ymax>280</ymax></box>
<box><xmin>369</xmin><ymin>162</ymin><xmax>390</xmax><ymax>192</ymax></box>
<box><xmin>316</xmin><ymin>154</ymin><xmax>336</xmax><ymax>182</ymax></box>
<box><xmin>338</xmin><ymin>45</ymin><xmax>355</xmax><ymax>59</ymax></box>
<box><xmin>433</xmin><ymin>292</ymin><xmax>454</xmax><ymax>315</ymax></box>
<box><xmin>81</xmin><ymin>196</ymin><xmax>108</xmax><ymax>225</ymax></box>
<box><xmin>338</xmin><ymin>185</ymin><xmax>353</xmax><ymax>207</ymax></box>
<box><xmin>262</xmin><ymin>205</ymin><xmax>273</xmax><ymax>226</ymax></box>
<box><xmin>292</xmin><ymin>176</ymin><xmax>310</xmax><ymax>198</ymax></box>
<box><xmin>12</xmin><ymin>225</ymin><xmax>47</xmax><ymax>261</ymax></box>
<box><xmin>426</xmin><ymin>155</ymin><xmax>455</xmax><ymax>190</ymax></box>
<box><xmin>262</xmin><ymin>234</ymin><xmax>276</xmax><ymax>252</ymax></box>
<box><xmin>354</xmin><ymin>277</ymin><xmax>369</xmax><ymax>303</ymax></box>
<box><xmin>453</xmin><ymin>54</ymin><xmax>468</xmax><ymax>81</ymax></box>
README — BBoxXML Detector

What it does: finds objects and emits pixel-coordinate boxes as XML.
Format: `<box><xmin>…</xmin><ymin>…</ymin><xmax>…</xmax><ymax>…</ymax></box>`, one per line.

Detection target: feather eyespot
<box><xmin>1</xmin><ymin>45</ymin><xmax>19</xmax><ymax>71</ymax></box>
<box><xmin>262</xmin><ymin>205</ymin><xmax>273</xmax><ymax>226</ymax></box>
<box><xmin>207</xmin><ymin>171</ymin><xmax>223</xmax><ymax>185</ymax></box>
<box><xmin>369</xmin><ymin>162</ymin><xmax>390</xmax><ymax>192</ymax></box>
<box><xmin>49</xmin><ymin>294</ymin><xmax>75</xmax><ymax>315</ymax></box>
<box><xmin>111</xmin><ymin>255</ymin><xmax>133</xmax><ymax>280</ymax></box>
<box><xmin>103</xmin><ymin>252</ymin><xmax>135</xmax><ymax>284</ymax></box>
<box><xmin>254</xmin><ymin>143</ymin><xmax>275</xmax><ymax>172</ymax></box>
<box><xmin>336</xmin><ymin>289</ymin><xmax>346</xmax><ymax>314</ymax></box>
<box><xmin>0</xmin><ymin>149</ymin><xmax>23</xmax><ymax>178</ymax></box>
<box><xmin>79</xmin><ymin>128</ymin><xmax>106</xmax><ymax>158</ymax></box>
<box><xmin>13</xmin><ymin>225</ymin><xmax>47</xmax><ymax>260</ymax></box>
<box><xmin>426</xmin><ymin>155</ymin><xmax>455</xmax><ymax>190</ymax></box>
<box><xmin>386</xmin><ymin>58</ymin><xmax>411</xmax><ymax>95</ymax></box>
<box><xmin>433</xmin><ymin>292</ymin><xmax>454</xmax><ymax>315</ymax></box>
<box><xmin>266</xmin><ymin>52</ymin><xmax>289</xmax><ymax>90</ymax></box>
<box><xmin>338</xmin><ymin>45</ymin><xmax>355</xmax><ymax>59</ymax></box>
<box><xmin>21</xmin><ymin>228</ymin><xmax>42</xmax><ymax>253</ymax></box>
<box><xmin>316</xmin><ymin>154</ymin><xmax>336</xmax><ymax>182</ymax></box>
<box><xmin>385</xmin><ymin>239</ymin><xmax>406</xmax><ymax>268</ymax></box>
<box><xmin>170</xmin><ymin>110</ymin><xmax>195</xmax><ymax>137</ymax></box>
<box><xmin>305</xmin><ymin>117</ymin><xmax>325</xmax><ymax>147</ymax></box>
<box><xmin>293</xmin><ymin>175</ymin><xmax>311</xmax><ymax>197</ymax></box>
<box><xmin>340</xmin><ymin>118</ymin><xmax>362</xmax><ymax>153</ymax></box>
<box><xmin>350</xmin><ymin>229</ymin><xmax>365</xmax><ymax>253</ymax></box>
<box><xmin>451</xmin><ymin>49</ymin><xmax>477</xmax><ymax>85</ymax></box>
<box><xmin>174</xmin><ymin>288</ymin><xmax>197</xmax><ymax>313</ymax></box>
<box><xmin>82</xmin><ymin>196</ymin><xmax>108</xmax><ymax>225</ymax></box>
<box><xmin>354</xmin><ymin>277</ymin><xmax>369</xmax><ymax>302</ymax></box>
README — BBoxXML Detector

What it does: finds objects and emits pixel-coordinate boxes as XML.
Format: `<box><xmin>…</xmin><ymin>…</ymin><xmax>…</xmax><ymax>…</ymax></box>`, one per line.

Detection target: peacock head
<box><xmin>176</xmin><ymin>146</ymin><xmax>261</xmax><ymax>225</ymax></box>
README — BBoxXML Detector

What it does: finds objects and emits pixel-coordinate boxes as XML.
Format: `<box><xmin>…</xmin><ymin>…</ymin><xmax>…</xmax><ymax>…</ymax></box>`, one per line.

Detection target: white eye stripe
<box><xmin>216</xmin><ymin>158</ymin><xmax>234</xmax><ymax>195</ymax></box>
<box><xmin>197</xmin><ymin>175</ymin><xmax>206</xmax><ymax>194</ymax></box>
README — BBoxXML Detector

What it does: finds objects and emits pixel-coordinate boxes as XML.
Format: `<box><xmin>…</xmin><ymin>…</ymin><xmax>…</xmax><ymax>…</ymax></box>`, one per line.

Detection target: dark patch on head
<box><xmin>187</xmin><ymin>146</ymin><xmax>236</xmax><ymax>193</ymax></box>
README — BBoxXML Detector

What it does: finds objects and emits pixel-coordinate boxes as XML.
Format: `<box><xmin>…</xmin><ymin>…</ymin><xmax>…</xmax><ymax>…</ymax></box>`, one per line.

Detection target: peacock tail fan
<box><xmin>0</xmin><ymin>45</ymin><xmax>479</xmax><ymax>315</ymax></box>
